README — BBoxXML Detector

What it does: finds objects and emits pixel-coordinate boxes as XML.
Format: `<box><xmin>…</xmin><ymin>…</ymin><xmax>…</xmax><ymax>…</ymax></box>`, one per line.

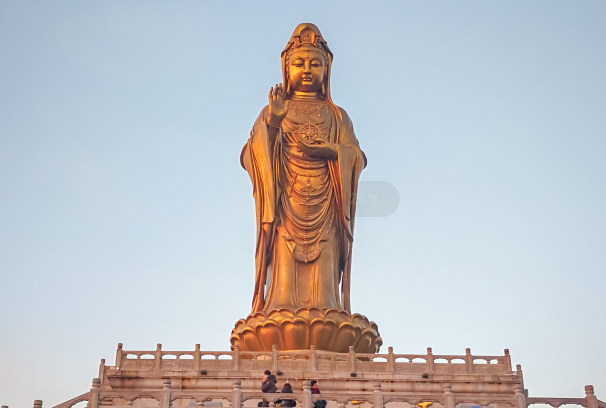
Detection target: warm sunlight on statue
<box><xmin>231</xmin><ymin>24</ymin><xmax>382</xmax><ymax>353</ymax></box>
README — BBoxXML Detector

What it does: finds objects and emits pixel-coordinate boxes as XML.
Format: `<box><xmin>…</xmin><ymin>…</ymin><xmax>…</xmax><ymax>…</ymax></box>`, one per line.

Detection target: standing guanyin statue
<box><xmin>231</xmin><ymin>24</ymin><xmax>382</xmax><ymax>353</ymax></box>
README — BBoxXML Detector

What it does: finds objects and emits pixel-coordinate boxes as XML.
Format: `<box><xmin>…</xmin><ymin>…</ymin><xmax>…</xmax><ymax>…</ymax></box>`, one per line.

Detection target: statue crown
<box><xmin>285</xmin><ymin>26</ymin><xmax>329</xmax><ymax>57</ymax></box>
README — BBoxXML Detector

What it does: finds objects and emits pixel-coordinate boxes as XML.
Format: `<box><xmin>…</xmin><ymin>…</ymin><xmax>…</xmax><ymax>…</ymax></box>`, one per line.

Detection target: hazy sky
<box><xmin>1</xmin><ymin>1</ymin><xmax>605</xmax><ymax>407</ymax></box>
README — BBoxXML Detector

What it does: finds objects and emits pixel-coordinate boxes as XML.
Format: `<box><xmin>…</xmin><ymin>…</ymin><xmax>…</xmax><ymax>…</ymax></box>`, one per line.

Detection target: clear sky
<box><xmin>1</xmin><ymin>1</ymin><xmax>605</xmax><ymax>407</ymax></box>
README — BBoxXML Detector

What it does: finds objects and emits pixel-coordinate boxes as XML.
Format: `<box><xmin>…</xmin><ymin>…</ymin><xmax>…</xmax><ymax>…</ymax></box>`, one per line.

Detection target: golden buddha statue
<box><xmin>230</xmin><ymin>24</ymin><xmax>382</xmax><ymax>353</ymax></box>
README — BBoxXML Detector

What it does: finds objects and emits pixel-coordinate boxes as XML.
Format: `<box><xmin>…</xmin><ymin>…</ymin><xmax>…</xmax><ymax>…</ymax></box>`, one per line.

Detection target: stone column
<box><xmin>444</xmin><ymin>383</ymin><xmax>455</xmax><ymax>408</ymax></box>
<box><xmin>155</xmin><ymin>344</ymin><xmax>163</xmax><ymax>370</ymax></box>
<box><xmin>232</xmin><ymin>379</ymin><xmax>242</xmax><ymax>408</ymax></box>
<box><xmin>115</xmin><ymin>343</ymin><xmax>123</xmax><ymax>369</ymax></box>
<box><xmin>504</xmin><ymin>349</ymin><xmax>512</xmax><ymax>374</ymax></box>
<box><xmin>465</xmin><ymin>348</ymin><xmax>474</xmax><ymax>374</ymax></box>
<box><xmin>310</xmin><ymin>346</ymin><xmax>317</xmax><ymax>372</ymax></box>
<box><xmin>33</xmin><ymin>401</ymin><xmax>42</xmax><ymax>408</ymax></box>
<box><xmin>388</xmin><ymin>347</ymin><xmax>395</xmax><ymax>373</ymax></box>
<box><xmin>89</xmin><ymin>378</ymin><xmax>101</xmax><ymax>408</ymax></box>
<box><xmin>233</xmin><ymin>345</ymin><xmax>240</xmax><ymax>371</ymax></box>
<box><xmin>427</xmin><ymin>348</ymin><xmax>434</xmax><ymax>374</ymax></box>
<box><xmin>349</xmin><ymin>346</ymin><xmax>356</xmax><ymax>373</ymax></box>
<box><xmin>161</xmin><ymin>379</ymin><xmax>172</xmax><ymax>408</ymax></box>
<box><xmin>302</xmin><ymin>381</ymin><xmax>312</xmax><ymax>408</ymax></box>
<box><xmin>585</xmin><ymin>385</ymin><xmax>599</xmax><ymax>408</ymax></box>
<box><xmin>272</xmin><ymin>345</ymin><xmax>278</xmax><ymax>372</ymax></box>
<box><xmin>98</xmin><ymin>359</ymin><xmax>106</xmax><ymax>385</ymax></box>
<box><xmin>194</xmin><ymin>344</ymin><xmax>201</xmax><ymax>371</ymax></box>
<box><xmin>514</xmin><ymin>387</ymin><xmax>526</xmax><ymax>408</ymax></box>
<box><xmin>373</xmin><ymin>381</ymin><xmax>384</xmax><ymax>408</ymax></box>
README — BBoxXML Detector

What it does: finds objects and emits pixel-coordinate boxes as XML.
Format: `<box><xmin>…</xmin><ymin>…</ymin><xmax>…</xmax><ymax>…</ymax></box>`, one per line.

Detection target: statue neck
<box><xmin>292</xmin><ymin>91</ymin><xmax>322</xmax><ymax>101</ymax></box>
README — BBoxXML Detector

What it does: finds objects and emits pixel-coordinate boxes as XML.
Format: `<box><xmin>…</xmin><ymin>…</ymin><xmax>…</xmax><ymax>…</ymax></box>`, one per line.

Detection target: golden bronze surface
<box><xmin>232</xmin><ymin>24</ymin><xmax>381</xmax><ymax>353</ymax></box>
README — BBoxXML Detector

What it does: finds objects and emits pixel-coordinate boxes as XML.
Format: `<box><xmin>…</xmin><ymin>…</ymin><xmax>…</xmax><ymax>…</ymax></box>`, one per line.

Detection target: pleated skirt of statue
<box><xmin>263</xmin><ymin>229</ymin><xmax>341</xmax><ymax>312</ymax></box>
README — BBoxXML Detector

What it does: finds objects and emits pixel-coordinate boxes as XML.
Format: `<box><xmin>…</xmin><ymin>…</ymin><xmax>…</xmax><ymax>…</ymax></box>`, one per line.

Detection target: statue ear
<box><xmin>286</xmin><ymin>80</ymin><xmax>292</xmax><ymax>96</ymax></box>
<box><xmin>320</xmin><ymin>65</ymin><xmax>328</xmax><ymax>99</ymax></box>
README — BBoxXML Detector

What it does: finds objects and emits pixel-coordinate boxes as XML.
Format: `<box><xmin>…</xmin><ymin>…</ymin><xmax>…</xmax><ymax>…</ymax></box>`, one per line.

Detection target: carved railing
<box><xmin>526</xmin><ymin>387</ymin><xmax>606</xmax><ymax>408</ymax></box>
<box><xmin>93</xmin><ymin>380</ymin><xmax>515</xmax><ymax>408</ymax></box>
<box><xmin>113</xmin><ymin>343</ymin><xmax>514</xmax><ymax>375</ymax></box>
<box><xmin>43</xmin><ymin>378</ymin><xmax>603</xmax><ymax>408</ymax></box>
<box><xmin>50</xmin><ymin>392</ymin><xmax>89</xmax><ymax>408</ymax></box>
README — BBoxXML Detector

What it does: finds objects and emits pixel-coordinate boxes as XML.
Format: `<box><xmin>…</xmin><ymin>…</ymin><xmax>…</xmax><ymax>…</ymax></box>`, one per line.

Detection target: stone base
<box><xmin>229</xmin><ymin>308</ymin><xmax>382</xmax><ymax>353</ymax></box>
<box><xmin>44</xmin><ymin>345</ymin><xmax>604</xmax><ymax>408</ymax></box>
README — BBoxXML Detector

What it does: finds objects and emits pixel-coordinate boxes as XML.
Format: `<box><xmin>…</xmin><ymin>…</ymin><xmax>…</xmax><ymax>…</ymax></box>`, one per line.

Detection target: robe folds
<box><xmin>241</xmin><ymin>103</ymin><xmax>365</xmax><ymax>315</ymax></box>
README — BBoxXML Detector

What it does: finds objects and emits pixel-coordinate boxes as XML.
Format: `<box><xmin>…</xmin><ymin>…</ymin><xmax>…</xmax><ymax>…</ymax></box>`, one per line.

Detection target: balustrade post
<box><xmin>161</xmin><ymin>379</ymin><xmax>172</xmax><ymax>408</ymax></box>
<box><xmin>89</xmin><ymin>378</ymin><xmax>101</xmax><ymax>408</ymax></box>
<box><xmin>272</xmin><ymin>344</ymin><xmax>278</xmax><ymax>372</ymax></box>
<box><xmin>349</xmin><ymin>346</ymin><xmax>356</xmax><ymax>373</ymax></box>
<box><xmin>232</xmin><ymin>379</ymin><xmax>242</xmax><ymax>408</ymax></box>
<box><xmin>194</xmin><ymin>344</ymin><xmax>201</xmax><ymax>371</ymax></box>
<box><xmin>310</xmin><ymin>346</ymin><xmax>317</xmax><ymax>371</ymax></box>
<box><xmin>388</xmin><ymin>347</ymin><xmax>395</xmax><ymax>373</ymax></box>
<box><xmin>444</xmin><ymin>383</ymin><xmax>455</xmax><ymax>408</ymax></box>
<box><xmin>234</xmin><ymin>345</ymin><xmax>240</xmax><ymax>371</ymax></box>
<box><xmin>98</xmin><ymin>359</ymin><xmax>106</xmax><ymax>385</ymax></box>
<box><xmin>155</xmin><ymin>344</ymin><xmax>163</xmax><ymax>370</ymax></box>
<box><xmin>585</xmin><ymin>385</ymin><xmax>599</xmax><ymax>408</ymax></box>
<box><xmin>514</xmin><ymin>387</ymin><xmax>526</xmax><ymax>408</ymax></box>
<box><xmin>504</xmin><ymin>349</ymin><xmax>512</xmax><ymax>374</ymax></box>
<box><xmin>302</xmin><ymin>380</ymin><xmax>312</xmax><ymax>408</ymax></box>
<box><xmin>33</xmin><ymin>400</ymin><xmax>42</xmax><ymax>408</ymax></box>
<box><xmin>115</xmin><ymin>343</ymin><xmax>123</xmax><ymax>369</ymax></box>
<box><xmin>465</xmin><ymin>348</ymin><xmax>474</xmax><ymax>374</ymax></box>
<box><xmin>374</xmin><ymin>381</ymin><xmax>384</xmax><ymax>408</ymax></box>
<box><xmin>427</xmin><ymin>347</ymin><xmax>434</xmax><ymax>374</ymax></box>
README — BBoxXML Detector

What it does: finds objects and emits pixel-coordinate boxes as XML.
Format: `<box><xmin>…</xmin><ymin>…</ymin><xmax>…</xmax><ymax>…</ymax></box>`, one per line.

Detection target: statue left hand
<box><xmin>298</xmin><ymin>137</ymin><xmax>338</xmax><ymax>160</ymax></box>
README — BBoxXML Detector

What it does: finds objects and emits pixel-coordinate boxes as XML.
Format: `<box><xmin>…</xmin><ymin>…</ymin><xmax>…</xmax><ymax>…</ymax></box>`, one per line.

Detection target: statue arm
<box><xmin>242</xmin><ymin>106</ymin><xmax>280</xmax><ymax>312</ymax></box>
<box><xmin>329</xmin><ymin>106</ymin><xmax>366</xmax><ymax>313</ymax></box>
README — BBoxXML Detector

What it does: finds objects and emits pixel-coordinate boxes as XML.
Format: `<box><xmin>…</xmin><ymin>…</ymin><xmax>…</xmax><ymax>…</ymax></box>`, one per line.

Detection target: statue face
<box><xmin>287</xmin><ymin>49</ymin><xmax>326</xmax><ymax>93</ymax></box>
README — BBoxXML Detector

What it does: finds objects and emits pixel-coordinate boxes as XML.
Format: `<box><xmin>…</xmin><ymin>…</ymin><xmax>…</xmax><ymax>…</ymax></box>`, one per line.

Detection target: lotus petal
<box><xmin>281</xmin><ymin>317</ymin><xmax>309</xmax><ymax>350</ymax></box>
<box><xmin>333</xmin><ymin>321</ymin><xmax>361</xmax><ymax>352</ymax></box>
<box><xmin>256</xmin><ymin>319</ymin><xmax>283</xmax><ymax>350</ymax></box>
<box><xmin>309</xmin><ymin>318</ymin><xmax>337</xmax><ymax>350</ymax></box>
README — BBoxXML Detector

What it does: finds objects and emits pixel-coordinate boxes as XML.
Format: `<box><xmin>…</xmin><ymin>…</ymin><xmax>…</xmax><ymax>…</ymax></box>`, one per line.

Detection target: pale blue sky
<box><xmin>1</xmin><ymin>1</ymin><xmax>605</xmax><ymax>407</ymax></box>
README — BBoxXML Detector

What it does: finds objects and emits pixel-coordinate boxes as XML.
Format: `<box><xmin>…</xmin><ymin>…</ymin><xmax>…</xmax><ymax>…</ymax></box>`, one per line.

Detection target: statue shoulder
<box><xmin>334</xmin><ymin>105</ymin><xmax>354</xmax><ymax>128</ymax></box>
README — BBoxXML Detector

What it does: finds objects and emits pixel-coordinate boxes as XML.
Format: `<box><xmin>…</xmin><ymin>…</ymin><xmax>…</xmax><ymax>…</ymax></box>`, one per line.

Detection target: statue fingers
<box><xmin>268</xmin><ymin>87</ymin><xmax>274</xmax><ymax>102</ymax></box>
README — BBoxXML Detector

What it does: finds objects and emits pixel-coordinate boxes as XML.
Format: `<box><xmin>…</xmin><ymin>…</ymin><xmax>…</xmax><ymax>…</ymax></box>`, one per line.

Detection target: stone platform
<box><xmin>44</xmin><ymin>344</ymin><xmax>604</xmax><ymax>408</ymax></box>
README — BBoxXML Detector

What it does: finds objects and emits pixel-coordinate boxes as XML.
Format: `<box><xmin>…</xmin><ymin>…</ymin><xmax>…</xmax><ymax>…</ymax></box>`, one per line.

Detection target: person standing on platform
<box><xmin>279</xmin><ymin>382</ymin><xmax>296</xmax><ymax>407</ymax></box>
<box><xmin>261</xmin><ymin>370</ymin><xmax>277</xmax><ymax>407</ymax></box>
<box><xmin>310</xmin><ymin>380</ymin><xmax>326</xmax><ymax>408</ymax></box>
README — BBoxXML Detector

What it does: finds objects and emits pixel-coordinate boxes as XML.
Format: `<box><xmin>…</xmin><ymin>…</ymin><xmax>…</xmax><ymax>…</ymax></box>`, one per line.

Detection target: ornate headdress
<box><xmin>282</xmin><ymin>25</ymin><xmax>331</xmax><ymax>59</ymax></box>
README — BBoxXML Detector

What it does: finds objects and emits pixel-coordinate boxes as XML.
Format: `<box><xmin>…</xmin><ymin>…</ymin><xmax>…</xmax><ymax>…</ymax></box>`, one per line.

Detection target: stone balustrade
<box><xmin>42</xmin><ymin>379</ymin><xmax>604</xmax><ymax>408</ymax></box>
<box><xmin>114</xmin><ymin>344</ymin><xmax>513</xmax><ymax>376</ymax></box>
<box><xmin>30</xmin><ymin>346</ymin><xmax>602</xmax><ymax>408</ymax></box>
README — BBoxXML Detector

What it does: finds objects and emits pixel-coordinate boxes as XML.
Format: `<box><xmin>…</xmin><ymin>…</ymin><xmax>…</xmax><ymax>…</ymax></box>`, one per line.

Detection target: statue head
<box><xmin>282</xmin><ymin>24</ymin><xmax>333</xmax><ymax>100</ymax></box>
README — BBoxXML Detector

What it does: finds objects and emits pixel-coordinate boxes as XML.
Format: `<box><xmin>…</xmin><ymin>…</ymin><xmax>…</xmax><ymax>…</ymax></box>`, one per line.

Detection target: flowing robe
<box><xmin>241</xmin><ymin>102</ymin><xmax>365</xmax><ymax>314</ymax></box>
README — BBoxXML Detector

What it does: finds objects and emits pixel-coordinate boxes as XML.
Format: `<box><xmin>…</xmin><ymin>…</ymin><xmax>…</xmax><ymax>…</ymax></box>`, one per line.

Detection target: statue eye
<box><xmin>292</xmin><ymin>59</ymin><xmax>304</xmax><ymax>67</ymax></box>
